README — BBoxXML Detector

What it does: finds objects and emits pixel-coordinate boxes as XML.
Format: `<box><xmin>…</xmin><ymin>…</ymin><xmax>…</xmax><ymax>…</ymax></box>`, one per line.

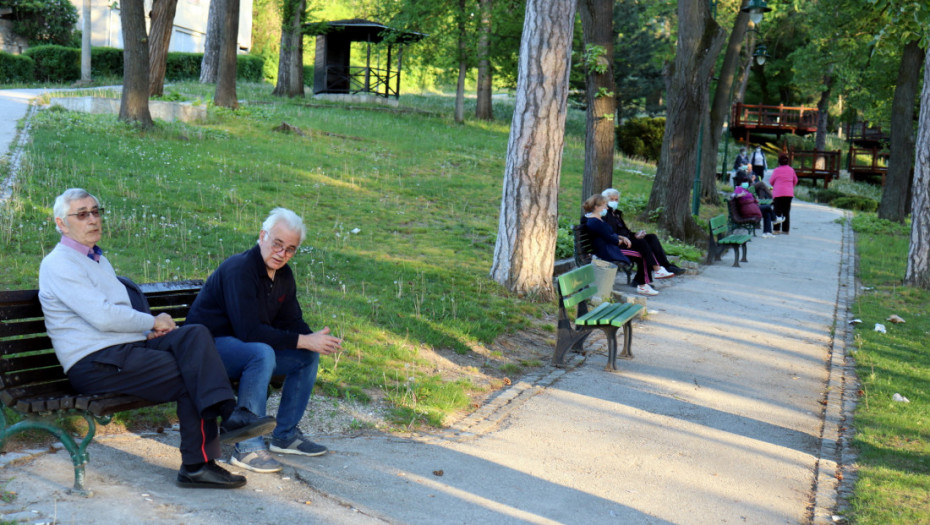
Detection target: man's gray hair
<box><xmin>261</xmin><ymin>207</ymin><xmax>306</xmax><ymax>245</ymax></box>
<box><xmin>601</xmin><ymin>188</ymin><xmax>621</xmax><ymax>199</ymax></box>
<box><xmin>53</xmin><ymin>188</ymin><xmax>99</xmax><ymax>233</ymax></box>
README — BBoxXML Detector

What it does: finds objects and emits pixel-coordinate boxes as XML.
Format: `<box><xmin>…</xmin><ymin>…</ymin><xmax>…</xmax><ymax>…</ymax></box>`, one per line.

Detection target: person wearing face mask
<box><xmin>601</xmin><ymin>188</ymin><xmax>683</xmax><ymax>277</ymax></box>
<box><xmin>582</xmin><ymin>194</ymin><xmax>658</xmax><ymax>296</ymax></box>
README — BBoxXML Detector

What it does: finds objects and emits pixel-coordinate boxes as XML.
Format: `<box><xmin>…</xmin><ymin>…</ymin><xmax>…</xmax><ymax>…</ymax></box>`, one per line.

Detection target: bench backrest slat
<box><xmin>0</xmin><ymin>351</ymin><xmax>60</xmax><ymax>375</ymax></box>
<box><xmin>558</xmin><ymin>265</ymin><xmax>600</xmax><ymax>309</ymax></box>
<box><xmin>710</xmin><ymin>214</ymin><xmax>728</xmax><ymax>235</ymax></box>
<box><xmin>0</xmin><ymin>318</ymin><xmax>47</xmax><ymax>338</ymax></box>
<box><xmin>0</xmin><ymin>335</ymin><xmax>52</xmax><ymax>356</ymax></box>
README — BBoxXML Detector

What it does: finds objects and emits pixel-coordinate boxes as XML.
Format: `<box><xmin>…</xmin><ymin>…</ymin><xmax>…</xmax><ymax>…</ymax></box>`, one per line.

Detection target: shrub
<box><xmin>303</xmin><ymin>64</ymin><xmax>315</xmax><ymax>86</ymax></box>
<box><xmin>832</xmin><ymin>195</ymin><xmax>878</xmax><ymax>212</ymax></box>
<box><xmin>90</xmin><ymin>46</ymin><xmax>123</xmax><ymax>78</ymax></box>
<box><xmin>236</xmin><ymin>54</ymin><xmax>264</xmax><ymax>82</ymax></box>
<box><xmin>23</xmin><ymin>44</ymin><xmax>78</xmax><ymax>82</ymax></box>
<box><xmin>556</xmin><ymin>216</ymin><xmax>576</xmax><ymax>259</ymax></box>
<box><xmin>165</xmin><ymin>52</ymin><xmax>202</xmax><ymax>81</ymax></box>
<box><xmin>616</xmin><ymin>117</ymin><xmax>665</xmax><ymax>162</ymax></box>
<box><xmin>807</xmin><ymin>188</ymin><xmax>844</xmax><ymax>204</ymax></box>
<box><xmin>0</xmin><ymin>51</ymin><xmax>35</xmax><ymax>83</ymax></box>
<box><xmin>0</xmin><ymin>0</ymin><xmax>78</xmax><ymax>45</ymax></box>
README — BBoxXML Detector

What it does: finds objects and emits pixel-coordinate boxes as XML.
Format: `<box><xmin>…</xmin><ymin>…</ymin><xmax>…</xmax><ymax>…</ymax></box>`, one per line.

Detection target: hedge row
<box><xmin>12</xmin><ymin>45</ymin><xmax>263</xmax><ymax>83</ymax></box>
<box><xmin>617</xmin><ymin>117</ymin><xmax>665</xmax><ymax>162</ymax></box>
<box><xmin>0</xmin><ymin>51</ymin><xmax>35</xmax><ymax>83</ymax></box>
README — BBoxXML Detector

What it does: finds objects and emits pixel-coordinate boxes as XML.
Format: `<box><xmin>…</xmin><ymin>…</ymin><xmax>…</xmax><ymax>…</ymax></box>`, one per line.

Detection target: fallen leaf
<box><xmin>433</xmin><ymin>469</ymin><xmax>444</xmax><ymax>476</ymax></box>
<box><xmin>887</xmin><ymin>314</ymin><xmax>905</xmax><ymax>324</ymax></box>
<box><xmin>502</xmin><ymin>377</ymin><xmax>512</xmax><ymax>386</ymax></box>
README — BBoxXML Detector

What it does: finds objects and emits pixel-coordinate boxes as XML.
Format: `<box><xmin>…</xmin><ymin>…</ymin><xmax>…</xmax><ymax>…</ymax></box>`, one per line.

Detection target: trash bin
<box><xmin>590</xmin><ymin>257</ymin><xmax>618</xmax><ymax>305</ymax></box>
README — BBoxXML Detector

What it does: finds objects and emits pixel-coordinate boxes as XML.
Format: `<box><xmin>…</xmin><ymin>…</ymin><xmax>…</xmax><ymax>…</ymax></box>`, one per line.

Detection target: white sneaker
<box><xmin>637</xmin><ymin>284</ymin><xmax>659</xmax><ymax>296</ymax></box>
<box><xmin>762</xmin><ymin>233</ymin><xmax>774</xmax><ymax>238</ymax></box>
<box><xmin>773</xmin><ymin>216</ymin><xmax>785</xmax><ymax>225</ymax></box>
<box><xmin>654</xmin><ymin>267</ymin><xmax>675</xmax><ymax>279</ymax></box>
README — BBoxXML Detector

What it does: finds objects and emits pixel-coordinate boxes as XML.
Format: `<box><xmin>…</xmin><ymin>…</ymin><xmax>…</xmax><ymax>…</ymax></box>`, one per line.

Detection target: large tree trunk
<box><xmin>80</xmin><ymin>0</ymin><xmax>91</xmax><ymax>84</ymax></box>
<box><xmin>700</xmin><ymin>4</ymin><xmax>750</xmax><ymax>203</ymax></box>
<box><xmin>475</xmin><ymin>0</ymin><xmax>493</xmax><ymax>120</ymax></box>
<box><xmin>578</xmin><ymin>0</ymin><xmax>617</xmax><ymax>204</ymax></box>
<box><xmin>490</xmin><ymin>0</ymin><xmax>576</xmax><ymax>299</ymax></box>
<box><xmin>119</xmin><ymin>0</ymin><xmax>153</xmax><ymax>128</ymax></box>
<box><xmin>733</xmin><ymin>30</ymin><xmax>758</xmax><ymax>105</ymax></box>
<box><xmin>273</xmin><ymin>0</ymin><xmax>306</xmax><ymax>97</ymax></box>
<box><xmin>905</xmin><ymin>48</ymin><xmax>930</xmax><ymax>289</ymax></box>
<box><xmin>200</xmin><ymin>0</ymin><xmax>224</xmax><ymax>83</ymax></box>
<box><xmin>879</xmin><ymin>40</ymin><xmax>924</xmax><ymax>223</ymax></box>
<box><xmin>813</xmin><ymin>65</ymin><xmax>834</xmax><ymax>170</ymax></box>
<box><xmin>149</xmin><ymin>0</ymin><xmax>180</xmax><ymax>97</ymax></box>
<box><xmin>214</xmin><ymin>0</ymin><xmax>240</xmax><ymax>109</ymax></box>
<box><xmin>647</xmin><ymin>0</ymin><xmax>726</xmax><ymax>242</ymax></box>
<box><xmin>454</xmin><ymin>0</ymin><xmax>467</xmax><ymax>124</ymax></box>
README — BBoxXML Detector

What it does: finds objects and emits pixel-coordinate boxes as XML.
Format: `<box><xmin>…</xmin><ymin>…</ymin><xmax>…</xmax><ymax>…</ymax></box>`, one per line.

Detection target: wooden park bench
<box><xmin>553</xmin><ymin>264</ymin><xmax>645</xmax><ymax>371</ymax></box>
<box><xmin>572</xmin><ymin>223</ymin><xmax>633</xmax><ymax>285</ymax></box>
<box><xmin>707</xmin><ymin>214</ymin><xmax>751</xmax><ymax>267</ymax></box>
<box><xmin>0</xmin><ymin>279</ymin><xmax>203</xmax><ymax>494</ymax></box>
<box><xmin>726</xmin><ymin>196</ymin><xmax>761</xmax><ymax>237</ymax></box>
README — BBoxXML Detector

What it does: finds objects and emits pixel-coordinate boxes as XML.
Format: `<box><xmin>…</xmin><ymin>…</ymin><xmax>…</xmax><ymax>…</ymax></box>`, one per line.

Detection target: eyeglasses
<box><xmin>268</xmin><ymin>237</ymin><xmax>298</xmax><ymax>256</ymax></box>
<box><xmin>67</xmin><ymin>208</ymin><xmax>104</xmax><ymax>220</ymax></box>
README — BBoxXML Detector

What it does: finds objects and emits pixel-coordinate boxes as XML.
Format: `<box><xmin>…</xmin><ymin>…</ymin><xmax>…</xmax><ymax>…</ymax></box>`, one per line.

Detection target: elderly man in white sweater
<box><xmin>38</xmin><ymin>188</ymin><xmax>274</xmax><ymax>489</ymax></box>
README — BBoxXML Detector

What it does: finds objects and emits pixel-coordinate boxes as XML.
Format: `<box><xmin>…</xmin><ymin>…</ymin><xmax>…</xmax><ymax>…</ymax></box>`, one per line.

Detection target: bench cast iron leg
<box><xmin>732</xmin><ymin>246</ymin><xmax>741</xmax><ymax>267</ymax></box>
<box><xmin>619</xmin><ymin>321</ymin><xmax>635</xmax><ymax>359</ymax></box>
<box><xmin>600</xmin><ymin>326</ymin><xmax>621</xmax><ymax>371</ymax></box>
<box><xmin>740</xmin><ymin>243</ymin><xmax>748</xmax><ymax>263</ymax></box>
<box><xmin>553</xmin><ymin>319</ymin><xmax>593</xmax><ymax>366</ymax></box>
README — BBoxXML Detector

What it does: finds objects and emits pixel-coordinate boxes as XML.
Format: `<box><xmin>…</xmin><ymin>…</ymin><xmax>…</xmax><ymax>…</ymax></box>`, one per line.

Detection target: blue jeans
<box><xmin>214</xmin><ymin>336</ymin><xmax>320</xmax><ymax>453</ymax></box>
<box><xmin>760</xmin><ymin>203</ymin><xmax>776</xmax><ymax>233</ymax></box>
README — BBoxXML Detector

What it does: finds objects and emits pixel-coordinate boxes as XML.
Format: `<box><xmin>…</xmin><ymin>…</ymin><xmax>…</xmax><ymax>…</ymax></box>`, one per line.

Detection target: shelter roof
<box><xmin>307</xmin><ymin>18</ymin><xmax>426</xmax><ymax>44</ymax></box>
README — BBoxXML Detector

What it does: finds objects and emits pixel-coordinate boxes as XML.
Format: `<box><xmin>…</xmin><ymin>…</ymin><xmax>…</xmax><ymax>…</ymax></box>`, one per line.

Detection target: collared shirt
<box><xmin>60</xmin><ymin>235</ymin><xmax>102</xmax><ymax>262</ymax></box>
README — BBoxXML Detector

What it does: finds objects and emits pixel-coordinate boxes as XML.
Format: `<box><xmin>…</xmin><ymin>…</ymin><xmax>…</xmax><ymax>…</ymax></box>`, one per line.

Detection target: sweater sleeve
<box><xmin>221</xmin><ymin>268</ymin><xmax>302</xmax><ymax>349</ymax></box>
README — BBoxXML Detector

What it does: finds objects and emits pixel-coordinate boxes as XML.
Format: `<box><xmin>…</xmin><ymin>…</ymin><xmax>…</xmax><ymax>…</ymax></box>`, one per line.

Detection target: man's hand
<box><xmin>636</xmin><ymin>230</ymin><xmax>646</xmax><ymax>239</ymax></box>
<box><xmin>150</xmin><ymin>313</ymin><xmax>177</xmax><ymax>339</ymax></box>
<box><xmin>297</xmin><ymin>327</ymin><xmax>343</xmax><ymax>355</ymax></box>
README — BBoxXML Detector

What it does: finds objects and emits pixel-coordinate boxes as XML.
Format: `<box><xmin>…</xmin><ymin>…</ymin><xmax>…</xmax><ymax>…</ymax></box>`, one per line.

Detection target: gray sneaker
<box><xmin>269</xmin><ymin>433</ymin><xmax>328</xmax><ymax>457</ymax></box>
<box><xmin>230</xmin><ymin>448</ymin><xmax>283</xmax><ymax>473</ymax></box>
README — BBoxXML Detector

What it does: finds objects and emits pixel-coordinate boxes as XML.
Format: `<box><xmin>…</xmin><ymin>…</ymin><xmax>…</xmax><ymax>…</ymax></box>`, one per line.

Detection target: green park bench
<box><xmin>572</xmin><ymin>223</ymin><xmax>633</xmax><ymax>285</ymax></box>
<box><xmin>726</xmin><ymin>196</ymin><xmax>761</xmax><ymax>236</ymax></box>
<box><xmin>707</xmin><ymin>214</ymin><xmax>751</xmax><ymax>267</ymax></box>
<box><xmin>553</xmin><ymin>264</ymin><xmax>645</xmax><ymax>371</ymax></box>
<box><xmin>0</xmin><ymin>280</ymin><xmax>203</xmax><ymax>494</ymax></box>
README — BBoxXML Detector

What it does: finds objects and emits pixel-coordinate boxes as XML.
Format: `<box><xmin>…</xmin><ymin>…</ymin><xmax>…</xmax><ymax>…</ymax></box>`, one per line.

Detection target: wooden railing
<box><xmin>844</xmin><ymin>122</ymin><xmax>888</xmax><ymax>144</ymax></box>
<box><xmin>789</xmin><ymin>149</ymin><xmax>841</xmax><ymax>188</ymax></box>
<box><xmin>322</xmin><ymin>65</ymin><xmax>401</xmax><ymax>98</ymax></box>
<box><xmin>848</xmin><ymin>146</ymin><xmax>889</xmax><ymax>184</ymax></box>
<box><xmin>731</xmin><ymin>103</ymin><xmax>819</xmax><ymax>133</ymax></box>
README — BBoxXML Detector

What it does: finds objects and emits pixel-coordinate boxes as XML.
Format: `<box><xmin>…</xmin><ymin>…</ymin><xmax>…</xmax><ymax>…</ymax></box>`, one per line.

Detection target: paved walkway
<box><xmin>0</xmin><ymin>91</ymin><xmax>857</xmax><ymax>524</ymax></box>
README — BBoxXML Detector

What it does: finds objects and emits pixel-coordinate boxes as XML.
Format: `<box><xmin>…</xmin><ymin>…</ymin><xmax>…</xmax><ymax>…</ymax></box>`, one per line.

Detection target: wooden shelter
<box><xmin>845</xmin><ymin>122</ymin><xmax>889</xmax><ymax>185</ymax></box>
<box><xmin>311</xmin><ymin>19</ymin><xmax>425</xmax><ymax>99</ymax></box>
<box><xmin>729</xmin><ymin>102</ymin><xmax>819</xmax><ymax>143</ymax></box>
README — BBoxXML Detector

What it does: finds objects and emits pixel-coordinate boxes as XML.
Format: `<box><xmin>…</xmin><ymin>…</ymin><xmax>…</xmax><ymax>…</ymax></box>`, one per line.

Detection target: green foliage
<box><xmin>616</xmin><ymin>117</ymin><xmax>665</xmax><ymax>162</ymax></box>
<box><xmin>0</xmin><ymin>0</ymin><xmax>78</xmax><ymax>45</ymax></box>
<box><xmin>556</xmin><ymin>216</ymin><xmax>576</xmax><ymax>259</ymax></box>
<box><xmin>90</xmin><ymin>47</ymin><xmax>123</xmax><ymax>78</ymax></box>
<box><xmin>807</xmin><ymin>183</ymin><xmax>879</xmax><ymax>212</ymax></box>
<box><xmin>832</xmin><ymin>195</ymin><xmax>878</xmax><ymax>212</ymax></box>
<box><xmin>850</xmin><ymin>213</ymin><xmax>910</xmax><ymax>236</ymax></box>
<box><xmin>612</xmin><ymin>0</ymin><xmax>674</xmax><ymax>117</ymax></box>
<box><xmin>582</xmin><ymin>44</ymin><xmax>609</xmax><ymax>74</ymax></box>
<box><xmin>23</xmin><ymin>44</ymin><xmax>78</xmax><ymax>82</ymax></box>
<box><xmin>0</xmin><ymin>51</ymin><xmax>34</xmax><ymax>83</ymax></box>
<box><xmin>164</xmin><ymin>52</ymin><xmax>264</xmax><ymax>82</ymax></box>
<box><xmin>236</xmin><ymin>54</ymin><xmax>265</xmax><ymax>82</ymax></box>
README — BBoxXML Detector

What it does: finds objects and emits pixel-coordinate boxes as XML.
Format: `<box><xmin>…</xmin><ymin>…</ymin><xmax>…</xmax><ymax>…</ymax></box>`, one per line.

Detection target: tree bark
<box><xmin>475</xmin><ymin>0</ymin><xmax>493</xmax><ymax>120</ymax></box>
<box><xmin>214</xmin><ymin>0</ymin><xmax>240</xmax><ymax>109</ymax></box>
<box><xmin>647</xmin><ymin>0</ymin><xmax>726</xmax><ymax>242</ymax></box>
<box><xmin>490</xmin><ymin>0</ymin><xmax>576</xmax><ymax>299</ymax></box>
<box><xmin>149</xmin><ymin>0</ymin><xmax>180</xmax><ymax>97</ymax></box>
<box><xmin>578</xmin><ymin>0</ymin><xmax>617</xmax><ymax>204</ymax></box>
<box><xmin>80</xmin><ymin>0</ymin><xmax>91</xmax><ymax>83</ymax></box>
<box><xmin>200</xmin><ymin>0</ymin><xmax>224</xmax><ymax>83</ymax></box>
<box><xmin>879</xmin><ymin>40</ymin><xmax>923</xmax><ymax>222</ymax></box>
<box><xmin>119</xmin><ymin>0</ymin><xmax>153</xmax><ymax>128</ymax></box>
<box><xmin>905</xmin><ymin>47</ymin><xmax>930</xmax><ymax>289</ymax></box>
<box><xmin>273</xmin><ymin>0</ymin><xmax>306</xmax><ymax>97</ymax></box>
<box><xmin>733</xmin><ymin>30</ymin><xmax>757</xmax><ymax>105</ymax></box>
<box><xmin>454</xmin><ymin>0</ymin><xmax>467</xmax><ymax>124</ymax></box>
<box><xmin>700</xmin><ymin>4</ymin><xmax>751</xmax><ymax>204</ymax></box>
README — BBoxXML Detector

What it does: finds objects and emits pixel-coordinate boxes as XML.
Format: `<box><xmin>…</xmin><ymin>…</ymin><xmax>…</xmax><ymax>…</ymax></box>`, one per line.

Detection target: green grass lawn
<box><xmin>1</xmin><ymin>82</ymin><xmax>675</xmax><ymax>428</ymax></box>
<box><xmin>847</xmin><ymin>214</ymin><xmax>930</xmax><ymax>524</ymax></box>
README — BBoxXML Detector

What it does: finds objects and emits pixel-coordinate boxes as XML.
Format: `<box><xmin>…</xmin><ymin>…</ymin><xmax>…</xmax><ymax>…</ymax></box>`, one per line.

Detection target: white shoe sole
<box><xmin>269</xmin><ymin>444</ymin><xmax>328</xmax><ymax>457</ymax></box>
<box><xmin>230</xmin><ymin>455</ymin><xmax>283</xmax><ymax>473</ymax></box>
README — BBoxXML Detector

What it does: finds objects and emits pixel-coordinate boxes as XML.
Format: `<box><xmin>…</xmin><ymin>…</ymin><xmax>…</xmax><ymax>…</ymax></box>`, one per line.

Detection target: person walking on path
<box><xmin>770</xmin><ymin>154</ymin><xmax>798</xmax><ymax>234</ymax></box>
<box><xmin>751</xmin><ymin>145</ymin><xmax>768</xmax><ymax>181</ymax></box>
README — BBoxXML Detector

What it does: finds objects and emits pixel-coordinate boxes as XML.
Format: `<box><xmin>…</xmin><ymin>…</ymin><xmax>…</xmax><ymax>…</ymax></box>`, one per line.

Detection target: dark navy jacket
<box><xmin>186</xmin><ymin>244</ymin><xmax>312</xmax><ymax>350</ymax></box>
<box><xmin>584</xmin><ymin>216</ymin><xmax>631</xmax><ymax>264</ymax></box>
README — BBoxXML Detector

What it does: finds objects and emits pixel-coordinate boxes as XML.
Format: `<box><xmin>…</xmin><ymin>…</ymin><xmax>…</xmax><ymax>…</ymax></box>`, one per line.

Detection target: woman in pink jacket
<box><xmin>769</xmin><ymin>154</ymin><xmax>798</xmax><ymax>234</ymax></box>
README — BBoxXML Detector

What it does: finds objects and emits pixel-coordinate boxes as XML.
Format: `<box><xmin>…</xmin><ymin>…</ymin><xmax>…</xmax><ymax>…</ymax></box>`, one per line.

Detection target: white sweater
<box><xmin>38</xmin><ymin>243</ymin><xmax>155</xmax><ymax>373</ymax></box>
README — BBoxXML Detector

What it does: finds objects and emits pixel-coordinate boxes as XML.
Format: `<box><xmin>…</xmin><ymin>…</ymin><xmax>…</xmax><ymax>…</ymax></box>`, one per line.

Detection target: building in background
<box><xmin>69</xmin><ymin>0</ymin><xmax>252</xmax><ymax>53</ymax></box>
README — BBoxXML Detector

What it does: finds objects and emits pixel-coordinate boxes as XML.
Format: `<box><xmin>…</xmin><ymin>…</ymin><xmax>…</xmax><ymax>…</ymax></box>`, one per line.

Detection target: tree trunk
<box><xmin>879</xmin><ymin>40</ymin><xmax>923</xmax><ymax>223</ymax></box>
<box><xmin>119</xmin><ymin>0</ymin><xmax>153</xmax><ymax>128</ymax></box>
<box><xmin>200</xmin><ymin>0</ymin><xmax>224</xmax><ymax>83</ymax></box>
<box><xmin>454</xmin><ymin>0</ymin><xmax>467</xmax><ymax>124</ymax></box>
<box><xmin>214</xmin><ymin>0</ymin><xmax>240</xmax><ymax>109</ymax></box>
<box><xmin>490</xmin><ymin>0</ymin><xmax>576</xmax><ymax>299</ymax></box>
<box><xmin>475</xmin><ymin>0</ymin><xmax>493</xmax><ymax>120</ymax></box>
<box><xmin>647</xmin><ymin>0</ymin><xmax>726</xmax><ymax>242</ymax></box>
<box><xmin>578</xmin><ymin>0</ymin><xmax>617</xmax><ymax>204</ymax></box>
<box><xmin>905</xmin><ymin>47</ymin><xmax>930</xmax><ymax>289</ymax></box>
<box><xmin>149</xmin><ymin>0</ymin><xmax>180</xmax><ymax>97</ymax></box>
<box><xmin>80</xmin><ymin>0</ymin><xmax>91</xmax><ymax>83</ymax></box>
<box><xmin>733</xmin><ymin>30</ymin><xmax>757</xmax><ymax>105</ymax></box>
<box><xmin>700</xmin><ymin>4</ymin><xmax>750</xmax><ymax>204</ymax></box>
<box><xmin>273</xmin><ymin>0</ymin><xmax>306</xmax><ymax>97</ymax></box>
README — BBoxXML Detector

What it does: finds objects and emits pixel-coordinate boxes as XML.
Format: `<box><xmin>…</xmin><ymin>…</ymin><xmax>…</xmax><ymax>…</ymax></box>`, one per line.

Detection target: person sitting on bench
<box><xmin>582</xmin><ymin>194</ymin><xmax>658</xmax><ymax>296</ymax></box>
<box><xmin>601</xmin><ymin>188</ymin><xmax>683</xmax><ymax>276</ymax></box>
<box><xmin>38</xmin><ymin>188</ymin><xmax>275</xmax><ymax>489</ymax></box>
